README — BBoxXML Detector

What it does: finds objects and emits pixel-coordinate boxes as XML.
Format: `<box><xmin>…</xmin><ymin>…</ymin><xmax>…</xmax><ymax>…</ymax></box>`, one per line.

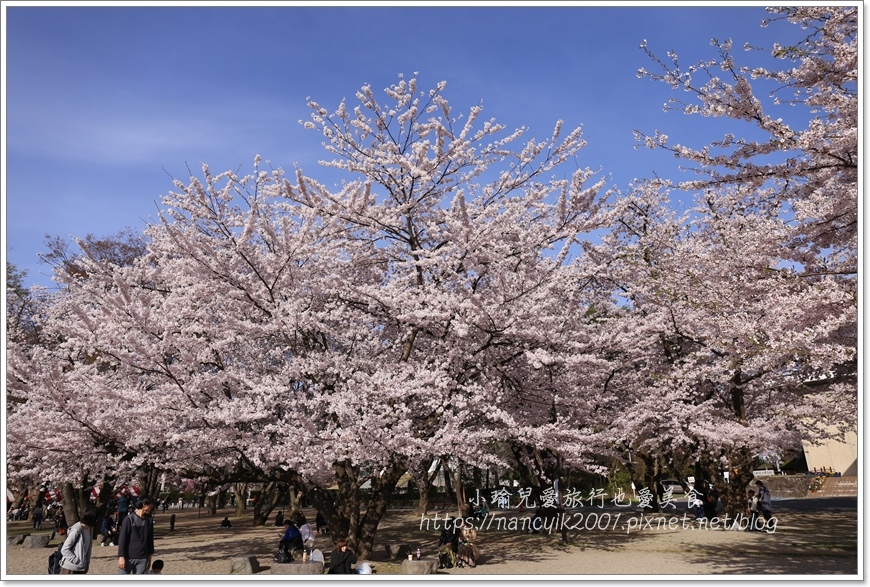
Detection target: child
<box><xmin>147</xmin><ymin>559</ymin><xmax>164</xmax><ymax>574</ymax></box>
<box><xmin>747</xmin><ymin>490</ymin><xmax>760</xmax><ymax>531</ymax></box>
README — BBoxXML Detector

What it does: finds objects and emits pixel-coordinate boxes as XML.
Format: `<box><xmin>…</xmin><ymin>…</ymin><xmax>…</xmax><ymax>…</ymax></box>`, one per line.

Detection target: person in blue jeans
<box><xmin>100</xmin><ymin>512</ymin><xmax>116</xmax><ymax>546</ymax></box>
<box><xmin>117</xmin><ymin>496</ymin><xmax>156</xmax><ymax>574</ymax></box>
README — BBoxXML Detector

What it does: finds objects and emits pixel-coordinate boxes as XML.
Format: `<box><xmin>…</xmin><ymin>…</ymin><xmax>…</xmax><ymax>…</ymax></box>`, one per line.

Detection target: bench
<box><xmin>229</xmin><ymin>556</ymin><xmax>260</xmax><ymax>574</ymax></box>
<box><xmin>400</xmin><ymin>558</ymin><xmax>439</xmax><ymax>574</ymax></box>
<box><xmin>270</xmin><ymin>561</ymin><xmax>324</xmax><ymax>574</ymax></box>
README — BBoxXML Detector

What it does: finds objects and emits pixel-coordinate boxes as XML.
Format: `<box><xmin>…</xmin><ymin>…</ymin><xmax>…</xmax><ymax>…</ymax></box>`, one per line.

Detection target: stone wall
<box><xmin>754</xmin><ymin>475</ymin><xmax>811</xmax><ymax>498</ymax></box>
<box><xmin>811</xmin><ymin>476</ymin><xmax>859</xmax><ymax>497</ymax></box>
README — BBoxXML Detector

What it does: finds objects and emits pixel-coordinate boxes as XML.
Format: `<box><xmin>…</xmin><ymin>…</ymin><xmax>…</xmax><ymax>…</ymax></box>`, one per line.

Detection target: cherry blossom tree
<box><xmin>288</xmin><ymin>74</ymin><xmax>611</xmax><ymax>543</ymax></box>
<box><xmin>598</xmin><ymin>5</ymin><xmax>858</xmax><ymax>513</ymax></box>
<box><xmin>635</xmin><ymin>7</ymin><xmax>857</xmax><ymax>268</ymax></box>
<box><xmin>6</xmin><ymin>235</ymin><xmax>154</xmax><ymax>524</ymax></box>
<box><xmin>6</xmin><ymin>75</ymin><xmax>609</xmax><ymax>557</ymax></box>
<box><xmin>6</xmin><ymin>7</ymin><xmax>855</xmax><ymax>548</ymax></box>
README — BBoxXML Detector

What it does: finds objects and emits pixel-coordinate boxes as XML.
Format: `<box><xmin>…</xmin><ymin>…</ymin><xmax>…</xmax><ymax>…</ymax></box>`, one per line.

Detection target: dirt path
<box><xmin>3</xmin><ymin>498</ymin><xmax>858</xmax><ymax>577</ymax></box>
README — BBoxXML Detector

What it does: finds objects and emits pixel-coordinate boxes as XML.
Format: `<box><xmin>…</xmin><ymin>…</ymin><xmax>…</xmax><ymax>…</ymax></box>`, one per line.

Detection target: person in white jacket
<box><xmin>299</xmin><ymin>517</ymin><xmax>316</xmax><ymax>551</ymax></box>
<box><xmin>60</xmin><ymin>504</ymin><xmax>98</xmax><ymax>574</ymax></box>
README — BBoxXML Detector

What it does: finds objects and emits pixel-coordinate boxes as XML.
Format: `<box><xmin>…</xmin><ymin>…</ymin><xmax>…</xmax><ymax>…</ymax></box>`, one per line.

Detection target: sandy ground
<box><xmin>3</xmin><ymin>498</ymin><xmax>859</xmax><ymax>579</ymax></box>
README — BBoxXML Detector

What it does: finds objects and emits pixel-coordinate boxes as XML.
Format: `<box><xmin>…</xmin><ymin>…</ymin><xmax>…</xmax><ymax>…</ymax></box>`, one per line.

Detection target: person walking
<box><xmin>59</xmin><ymin>504</ymin><xmax>98</xmax><ymax>574</ymax></box>
<box><xmin>31</xmin><ymin>504</ymin><xmax>44</xmax><ymax>529</ymax></box>
<box><xmin>117</xmin><ymin>496</ymin><xmax>156</xmax><ymax>574</ymax></box>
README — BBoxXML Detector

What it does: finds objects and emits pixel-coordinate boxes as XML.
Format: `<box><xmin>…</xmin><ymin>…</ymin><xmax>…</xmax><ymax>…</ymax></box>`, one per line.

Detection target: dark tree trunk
<box><xmin>26</xmin><ymin>484</ymin><xmax>45</xmax><ymax>524</ymax></box>
<box><xmin>451</xmin><ymin>459</ymin><xmax>467</xmax><ymax>516</ymax></box>
<box><xmin>354</xmin><ymin>462</ymin><xmax>405</xmax><ymax>560</ymax></box>
<box><xmin>472</xmin><ymin>467</ymin><xmax>483</xmax><ymax>496</ymax></box>
<box><xmin>140</xmin><ymin>466</ymin><xmax>161</xmax><ymax>501</ymax></box>
<box><xmin>10</xmin><ymin>485</ymin><xmax>28</xmax><ymax>510</ymax></box>
<box><xmin>641</xmin><ymin>453</ymin><xmax>661</xmax><ymax>513</ymax></box>
<box><xmin>441</xmin><ymin>457</ymin><xmax>456</xmax><ymax>505</ymax></box>
<box><xmin>207</xmin><ymin>490</ymin><xmax>219</xmax><ymax>515</ymax></box>
<box><xmin>410</xmin><ymin>458</ymin><xmax>436</xmax><ymax>515</ymax></box>
<box><xmin>289</xmin><ymin>460</ymin><xmax>405</xmax><ymax>561</ymax></box>
<box><xmin>93</xmin><ymin>479</ymin><xmax>116</xmax><ymax>520</ymax></box>
<box><xmin>252</xmin><ymin>482</ymin><xmax>286</xmax><ymax>526</ymax></box>
<box><xmin>60</xmin><ymin>478</ymin><xmax>91</xmax><ymax>526</ymax></box>
<box><xmin>233</xmin><ymin>483</ymin><xmax>247</xmax><ymax>518</ymax></box>
<box><xmin>718</xmin><ymin>448</ymin><xmax>755</xmax><ymax>518</ymax></box>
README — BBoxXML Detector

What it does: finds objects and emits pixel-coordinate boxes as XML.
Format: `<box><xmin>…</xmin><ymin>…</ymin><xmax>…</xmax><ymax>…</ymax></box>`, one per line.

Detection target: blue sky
<box><xmin>4</xmin><ymin>2</ymin><xmax>808</xmax><ymax>289</ymax></box>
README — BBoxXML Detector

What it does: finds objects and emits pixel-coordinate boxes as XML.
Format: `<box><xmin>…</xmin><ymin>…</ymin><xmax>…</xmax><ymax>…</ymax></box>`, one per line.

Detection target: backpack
<box><xmin>274</xmin><ymin>549</ymin><xmax>292</xmax><ymax>564</ymax></box>
<box><xmin>48</xmin><ymin>544</ymin><xmax>63</xmax><ymax>574</ymax></box>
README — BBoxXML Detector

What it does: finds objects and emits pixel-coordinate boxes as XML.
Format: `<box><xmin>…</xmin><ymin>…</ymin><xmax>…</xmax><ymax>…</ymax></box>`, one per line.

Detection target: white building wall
<box><xmin>802</xmin><ymin>428</ymin><xmax>858</xmax><ymax>475</ymax></box>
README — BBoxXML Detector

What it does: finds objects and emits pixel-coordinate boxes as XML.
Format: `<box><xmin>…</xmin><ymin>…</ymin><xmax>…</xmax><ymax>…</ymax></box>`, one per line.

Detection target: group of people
<box><xmin>437</xmin><ymin>517</ymin><xmax>480</xmax><ymax>568</ymax></box>
<box><xmin>746</xmin><ymin>480</ymin><xmax>773</xmax><ymax>531</ymax></box>
<box><xmin>55</xmin><ymin>495</ymin><xmax>158</xmax><ymax>575</ymax></box>
<box><xmin>12</xmin><ymin>503</ymin><xmax>70</xmax><ymax>539</ymax></box>
<box><xmin>274</xmin><ymin>511</ymin><xmax>360</xmax><ymax>574</ymax></box>
<box><xmin>690</xmin><ymin>478</ymin><xmax>774</xmax><ymax>531</ymax></box>
<box><xmin>694</xmin><ymin>479</ymin><xmax>720</xmax><ymax>520</ymax></box>
<box><xmin>277</xmin><ymin>513</ymin><xmax>316</xmax><ymax>557</ymax></box>
<box><xmin>8</xmin><ymin>500</ymin><xmax>65</xmax><ymax>530</ymax></box>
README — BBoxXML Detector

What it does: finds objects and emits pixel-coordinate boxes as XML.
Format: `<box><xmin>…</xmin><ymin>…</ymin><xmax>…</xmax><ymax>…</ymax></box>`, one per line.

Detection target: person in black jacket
<box><xmin>116</xmin><ymin>496</ymin><xmax>156</xmax><ymax>574</ymax></box>
<box><xmin>315</xmin><ymin>511</ymin><xmax>328</xmax><ymax>534</ymax></box>
<box><xmin>100</xmin><ymin>512</ymin><xmax>116</xmax><ymax>547</ymax></box>
<box><xmin>437</xmin><ymin>517</ymin><xmax>459</xmax><ymax>568</ymax></box>
<box><xmin>697</xmin><ymin>480</ymin><xmax>719</xmax><ymax>520</ymax></box>
<box><xmin>328</xmin><ymin>539</ymin><xmax>357</xmax><ymax>574</ymax></box>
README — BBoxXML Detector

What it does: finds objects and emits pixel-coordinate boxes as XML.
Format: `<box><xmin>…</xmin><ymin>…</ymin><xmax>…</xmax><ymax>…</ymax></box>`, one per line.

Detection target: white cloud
<box><xmin>7</xmin><ymin>93</ymin><xmax>306</xmax><ymax>166</ymax></box>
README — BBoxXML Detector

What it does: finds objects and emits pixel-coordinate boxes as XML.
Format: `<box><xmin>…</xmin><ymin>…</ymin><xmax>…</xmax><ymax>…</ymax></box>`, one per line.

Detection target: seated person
<box><xmin>297</xmin><ymin>514</ymin><xmax>315</xmax><ymax>550</ymax></box>
<box><xmin>328</xmin><ymin>539</ymin><xmax>357</xmax><ymax>574</ymax></box>
<box><xmin>100</xmin><ymin>513</ymin><xmax>115</xmax><ymax>546</ymax></box>
<box><xmin>315</xmin><ymin>511</ymin><xmax>328</xmax><ymax>534</ymax></box>
<box><xmin>437</xmin><ymin>518</ymin><xmax>459</xmax><ymax>569</ymax></box>
<box><xmin>220</xmin><ymin>516</ymin><xmax>232</xmax><ymax>528</ymax></box>
<box><xmin>456</xmin><ymin>527</ymin><xmax>479</xmax><ymax>568</ymax></box>
<box><xmin>278</xmin><ymin>519</ymin><xmax>304</xmax><ymax>555</ymax></box>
